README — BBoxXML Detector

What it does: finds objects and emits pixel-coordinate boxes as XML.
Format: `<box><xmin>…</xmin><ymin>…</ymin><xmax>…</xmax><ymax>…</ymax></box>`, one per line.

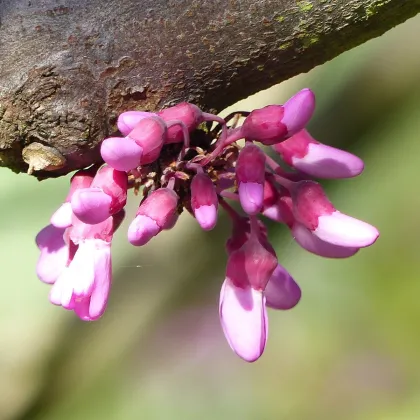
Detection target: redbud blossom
<box><xmin>273</xmin><ymin>129</ymin><xmax>364</xmax><ymax>179</ymax></box>
<box><xmin>190</xmin><ymin>172</ymin><xmax>218</xmax><ymax>230</ymax></box>
<box><xmin>239</xmin><ymin>88</ymin><xmax>315</xmax><ymax>145</ymax></box>
<box><xmin>236</xmin><ymin>143</ymin><xmax>266</xmax><ymax>215</ymax></box>
<box><xmin>292</xmin><ymin>181</ymin><xmax>379</xmax><ymax>248</ymax></box>
<box><xmin>36</xmin><ymin>225</ymin><xmax>69</xmax><ymax>284</ymax></box>
<box><xmin>128</xmin><ymin>188</ymin><xmax>179</xmax><ymax>246</ymax></box>
<box><xmin>117</xmin><ymin>111</ymin><xmax>157</xmax><ymax>136</ymax></box>
<box><xmin>34</xmin><ymin>90</ymin><xmax>379</xmax><ymax>362</ymax></box>
<box><xmin>71</xmin><ymin>165</ymin><xmax>127</xmax><ymax>225</ymax></box>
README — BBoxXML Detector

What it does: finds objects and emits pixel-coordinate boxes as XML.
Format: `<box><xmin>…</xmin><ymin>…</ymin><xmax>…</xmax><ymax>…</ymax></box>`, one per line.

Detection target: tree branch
<box><xmin>1</xmin><ymin>0</ymin><xmax>419</xmax><ymax>177</ymax></box>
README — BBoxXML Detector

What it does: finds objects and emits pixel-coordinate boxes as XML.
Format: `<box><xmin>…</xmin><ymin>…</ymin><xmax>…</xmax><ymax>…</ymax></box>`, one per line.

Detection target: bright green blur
<box><xmin>1</xmin><ymin>15</ymin><xmax>420</xmax><ymax>420</ymax></box>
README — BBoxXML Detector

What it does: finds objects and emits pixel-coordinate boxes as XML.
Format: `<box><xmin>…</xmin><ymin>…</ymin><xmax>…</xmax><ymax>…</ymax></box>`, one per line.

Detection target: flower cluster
<box><xmin>35</xmin><ymin>89</ymin><xmax>379</xmax><ymax>361</ymax></box>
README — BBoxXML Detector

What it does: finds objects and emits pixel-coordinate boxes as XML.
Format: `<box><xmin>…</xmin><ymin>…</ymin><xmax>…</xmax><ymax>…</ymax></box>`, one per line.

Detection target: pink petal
<box><xmin>53</xmin><ymin>240</ymin><xmax>97</xmax><ymax>309</ymax></box>
<box><xmin>282</xmin><ymin>88</ymin><xmax>315</xmax><ymax>137</ymax></box>
<box><xmin>265</xmin><ymin>264</ymin><xmax>301</xmax><ymax>310</ymax></box>
<box><xmin>117</xmin><ymin>111</ymin><xmax>157</xmax><ymax>136</ymax></box>
<box><xmin>127</xmin><ymin>214</ymin><xmax>161</xmax><ymax>246</ymax></box>
<box><xmin>88</xmin><ymin>241</ymin><xmax>112</xmax><ymax>319</ymax></box>
<box><xmin>71</xmin><ymin>188</ymin><xmax>112</xmax><ymax>225</ymax></box>
<box><xmin>315</xmin><ymin>211</ymin><xmax>379</xmax><ymax>248</ymax></box>
<box><xmin>35</xmin><ymin>225</ymin><xmax>68</xmax><ymax>284</ymax></box>
<box><xmin>292</xmin><ymin>223</ymin><xmax>359</xmax><ymax>258</ymax></box>
<box><xmin>292</xmin><ymin>143</ymin><xmax>364</xmax><ymax>179</ymax></box>
<box><xmin>100</xmin><ymin>137</ymin><xmax>143</xmax><ymax>172</ymax></box>
<box><xmin>194</xmin><ymin>204</ymin><xmax>218</xmax><ymax>231</ymax></box>
<box><xmin>50</xmin><ymin>202</ymin><xmax>73</xmax><ymax>228</ymax></box>
<box><xmin>239</xmin><ymin>182</ymin><xmax>264</xmax><ymax>215</ymax></box>
<box><xmin>219</xmin><ymin>279</ymin><xmax>268</xmax><ymax>362</ymax></box>
<box><xmin>73</xmin><ymin>298</ymin><xmax>93</xmax><ymax>321</ymax></box>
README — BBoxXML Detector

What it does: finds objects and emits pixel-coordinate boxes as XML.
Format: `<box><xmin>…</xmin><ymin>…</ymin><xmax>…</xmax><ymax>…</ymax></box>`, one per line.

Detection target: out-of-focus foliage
<box><xmin>1</xmin><ymin>15</ymin><xmax>420</xmax><ymax>420</ymax></box>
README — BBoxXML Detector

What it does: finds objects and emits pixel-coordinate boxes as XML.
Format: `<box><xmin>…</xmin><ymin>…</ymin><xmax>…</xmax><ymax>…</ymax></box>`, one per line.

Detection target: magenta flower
<box><xmin>71</xmin><ymin>165</ymin><xmax>127</xmax><ymax>225</ymax></box>
<box><xmin>128</xmin><ymin>187</ymin><xmax>179</xmax><ymax>246</ymax></box>
<box><xmin>35</xmin><ymin>90</ymin><xmax>379</xmax><ymax>360</ymax></box>
<box><xmin>273</xmin><ymin>129</ymin><xmax>364</xmax><ymax>179</ymax></box>
<box><xmin>190</xmin><ymin>172</ymin><xmax>218</xmax><ymax>230</ymax></box>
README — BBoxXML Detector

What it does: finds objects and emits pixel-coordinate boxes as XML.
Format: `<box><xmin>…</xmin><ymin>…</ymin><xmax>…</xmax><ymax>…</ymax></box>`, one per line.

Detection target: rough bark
<box><xmin>0</xmin><ymin>0</ymin><xmax>419</xmax><ymax>178</ymax></box>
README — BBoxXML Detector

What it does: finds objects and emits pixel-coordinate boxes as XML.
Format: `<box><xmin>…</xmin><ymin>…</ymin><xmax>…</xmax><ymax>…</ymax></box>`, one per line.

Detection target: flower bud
<box><xmin>71</xmin><ymin>166</ymin><xmax>127</xmax><ymax>225</ymax></box>
<box><xmin>264</xmin><ymin>264</ymin><xmax>301</xmax><ymax>310</ymax></box>
<box><xmin>239</xmin><ymin>89</ymin><xmax>315</xmax><ymax>145</ymax></box>
<box><xmin>158</xmin><ymin>102</ymin><xmax>226</xmax><ymax>144</ymax></box>
<box><xmin>292</xmin><ymin>181</ymin><xmax>379</xmax><ymax>248</ymax></box>
<box><xmin>190</xmin><ymin>173</ymin><xmax>218</xmax><ymax>230</ymax></box>
<box><xmin>128</xmin><ymin>188</ymin><xmax>178</xmax><ymax>246</ymax></box>
<box><xmin>273</xmin><ymin>129</ymin><xmax>364</xmax><ymax>179</ymax></box>
<box><xmin>281</xmin><ymin>88</ymin><xmax>315</xmax><ymax>138</ymax></box>
<box><xmin>126</xmin><ymin>116</ymin><xmax>166</xmax><ymax>164</ymax></box>
<box><xmin>117</xmin><ymin>111</ymin><xmax>157</xmax><ymax>136</ymax></box>
<box><xmin>236</xmin><ymin>143</ymin><xmax>266</xmax><ymax>215</ymax></box>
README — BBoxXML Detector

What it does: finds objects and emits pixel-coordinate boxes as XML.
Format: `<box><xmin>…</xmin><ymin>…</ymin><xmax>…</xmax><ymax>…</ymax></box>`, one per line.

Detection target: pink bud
<box><xmin>236</xmin><ymin>143</ymin><xmax>266</xmax><ymax>215</ymax></box>
<box><xmin>240</xmin><ymin>105</ymin><xmax>287</xmax><ymax>145</ymax></box>
<box><xmin>158</xmin><ymin>102</ymin><xmax>225</xmax><ymax>144</ymax></box>
<box><xmin>71</xmin><ymin>166</ymin><xmax>127</xmax><ymax>225</ymax></box>
<box><xmin>292</xmin><ymin>181</ymin><xmax>379</xmax><ymax>248</ymax></box>
<box><xmin>273</xmin><ymin>129</ymin><xmax>364</xmax><ymax>178</ymax></box>
<box><xmin>50</xmin><ymin>169</ymin><xmax>95</xmax><ymax>228</ymax></box>
<box><xmin>190</xmin><ymin>173</ymin><xmax>218</xmax><ymax>230</ymax></box>
<box><xmin>128</xmin><ymin>188</ymin><xmax>178</xmax><ymax>246</ymax></box>
<box><xmin>264</xmin><ymin>264</ymin><xmax>301</xmax><ymax>310</ymax></box>
<box><xmin>127</xmin><ymin>116</ymin><xmax>166</xmax><ymax>164</ymax></box>
<box><xmin>281</xmin><ymin>88</ymin><xmax>315</xmax><ymax>137</ymax></box>
<box><xmin>219</xmin><ymin>278</ymin><xmax>268</xmax><ymax>362</ymax></box>
<box><xmin>226</xmin><ymin>234</ymin><xmax>278</xmax><ymax>291</ymax></box>
<box><xmin>35</xmin><ymin>225</ymin><xmax>69</xmax><ymax>284</ymax></box>
<box><xmin>101</xmin><ymin>137</ymin><xmax>144</xmax><ymax>172</ymax></box>
<box><xmin>117</xmin><ymin>111</ymin><xmax>157</xmax><ymax>136</ymax></box>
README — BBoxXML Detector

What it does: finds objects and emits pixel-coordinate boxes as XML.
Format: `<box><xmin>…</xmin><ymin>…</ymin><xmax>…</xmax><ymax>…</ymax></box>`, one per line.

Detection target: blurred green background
<box><xmin>1</xmin><ymin>15</ymin><xmax>420</xmax><ymax>420</ymax></box>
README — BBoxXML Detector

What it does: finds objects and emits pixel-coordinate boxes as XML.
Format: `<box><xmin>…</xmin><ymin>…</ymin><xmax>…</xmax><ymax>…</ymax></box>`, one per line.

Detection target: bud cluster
<box><xmin>35</xmin><ymin>89</ymin><xmax>379</xmax><ymax>361</ymax></box>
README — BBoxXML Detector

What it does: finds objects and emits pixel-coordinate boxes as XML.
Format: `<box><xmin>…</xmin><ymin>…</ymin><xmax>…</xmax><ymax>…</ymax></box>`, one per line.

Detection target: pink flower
<box><xmin>158</xmin><ymin>102</ymin><xmax>226</xmax><ymax>144</ymax></box>
<box><xmin>35</xmin><ymin>224</ymin><xmax>70</xmax><ymax>284</ymax></box>
<box><xmin>236</xmin><ymin>143</ymin><xmax>266</xmax><ymax>215</ymax></box>
<box><xmin>219</xmin><ymin>278</ymin><xmax>268</xmax><ymax>362</ymax></box>
<box><xmin>71</xmin><ymin>165</ymin><xmax>127</xmax><ymax>225</ymax></box>
<box><xmin>190</xmin><ymin>172</ymin><xmax>218</xmax><ymax>230</ymax></box>
<box><xmin>273</xmin><ymin>129</ymin><xmax>364</xmax><ymax>178</ymax></box>
<box><xmin>239</xmin><ymin>89</ymin><xmax>315</xmax><ymax>145</ymax></box>
<box><xmin>49</xmin><ymin>214</ymin><xmax>120</xmax><ymax>321</ymax></box>
<box><xmin>34</xmin><ymin>91</ymin><xmax>380</xmax><ymax>361</ymax></box>
<box><xmin>128</xmin><ymin>187</ymin><xmax>179</xmax><ymax>246</ymax></box>
<box><xmin>101</xmin><ymin>116</ymin><xmax>167</xmax><ymax>171</ymax></box>
<box><xmin>292</xmin><ymin>181</ymin><xmax>379</xmax><ymax>248</ymax></box>
<box><xmin>117</xmin><ymin>111</ymin><xmax>158</xmax><ymax>136</ymax></box>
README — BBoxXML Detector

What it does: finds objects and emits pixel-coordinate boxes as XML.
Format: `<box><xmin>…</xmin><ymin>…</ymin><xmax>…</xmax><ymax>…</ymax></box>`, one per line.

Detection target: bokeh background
<box><xmin>1</xmin><ymin>14</ymin><xmax>420</xmax><ymax>420</ymax></box>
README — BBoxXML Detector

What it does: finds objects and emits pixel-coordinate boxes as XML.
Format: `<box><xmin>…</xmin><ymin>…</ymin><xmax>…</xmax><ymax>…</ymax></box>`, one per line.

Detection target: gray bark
<box><xmin>0</xmin><ymin>0</ymin><xmax>419</xmax><ymax>177</ymax></box>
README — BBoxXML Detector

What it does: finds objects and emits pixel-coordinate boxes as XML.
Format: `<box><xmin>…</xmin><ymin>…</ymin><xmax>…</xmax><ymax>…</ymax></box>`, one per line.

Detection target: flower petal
<box><xmin>315</xmin><ymin>211</ymin><xmax>379</xmax><ymax>248</ymax></box>
<box><xmin>265</xmin><ymin>264</ymin><xmax>301</xmax><ymax>310</ymax></box>
<box><xmin>292</xmin><ymin>222</ymin><xmax>359</xmax><ymax>258</ymax></box>
<box><xmin>219</xmin><ymin>279</ymin><xmax>267</xmax><ymax>362</ymax></box>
